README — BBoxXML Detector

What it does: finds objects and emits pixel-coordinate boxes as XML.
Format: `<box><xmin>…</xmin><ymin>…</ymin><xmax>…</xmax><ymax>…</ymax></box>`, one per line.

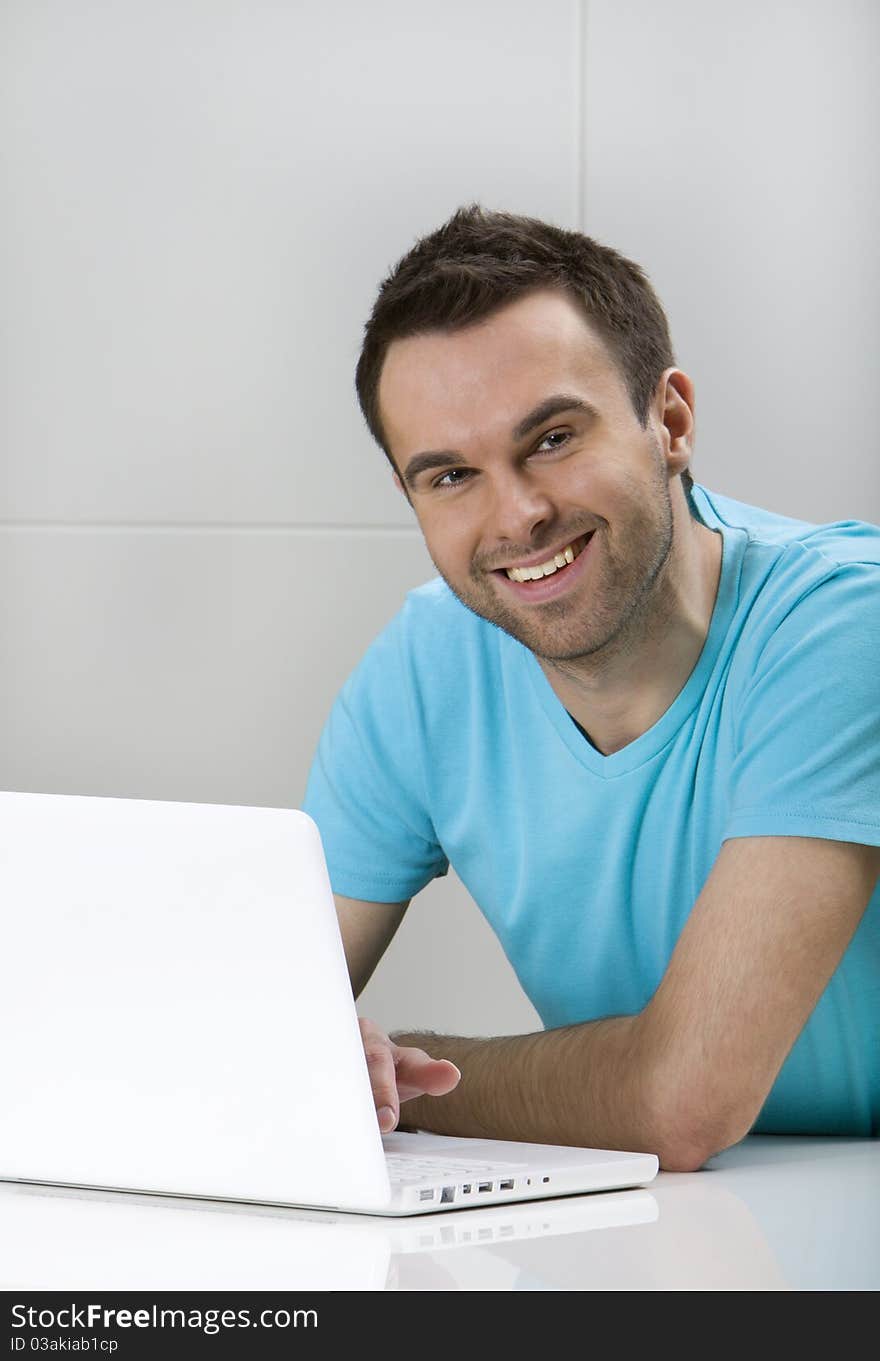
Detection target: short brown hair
<box><xmin>355</xmin><ymin>204</ymin><xmax>694</xmax><ymax>500</ymax></box>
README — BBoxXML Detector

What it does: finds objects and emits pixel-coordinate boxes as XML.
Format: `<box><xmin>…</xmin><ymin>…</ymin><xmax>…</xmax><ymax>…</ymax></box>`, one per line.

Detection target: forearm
<box><xmin>390</xmin><ymin>1014</ymin><xmax>670</xmax><ymax>1160</ymax></box>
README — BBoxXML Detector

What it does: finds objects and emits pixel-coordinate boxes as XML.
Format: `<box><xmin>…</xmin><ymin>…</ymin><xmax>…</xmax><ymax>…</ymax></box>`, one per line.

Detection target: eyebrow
<box><xmin>400</xmin><ymin>393</ymin><xmax>598</xmax><ymax>488</ymax></box>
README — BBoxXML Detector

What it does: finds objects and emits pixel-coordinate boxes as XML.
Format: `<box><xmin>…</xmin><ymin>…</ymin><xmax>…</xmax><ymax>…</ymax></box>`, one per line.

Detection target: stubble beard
<box><xmin>433</xmin><ymin>470</ymin><xmax>676</xmax><ymax>666</ymax></box>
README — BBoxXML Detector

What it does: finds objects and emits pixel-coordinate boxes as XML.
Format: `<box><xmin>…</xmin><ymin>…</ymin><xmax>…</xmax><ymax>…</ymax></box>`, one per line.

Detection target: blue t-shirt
<box><xmin>303</xmin><ymin>485</ymin><xmax>880</xmax><ymax>1135</ymax></box>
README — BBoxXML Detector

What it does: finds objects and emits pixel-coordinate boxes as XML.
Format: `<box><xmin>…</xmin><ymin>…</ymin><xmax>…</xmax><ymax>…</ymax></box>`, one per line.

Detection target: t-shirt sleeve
<box><xmin>302</xmin><ymin>609</ymin><xmax>449</xmax><ymax>902</ymax></box>
<box><xmin>724</xmin><ymin>560</ymin><xmax>880</xmax><ymax>846</ymax></box>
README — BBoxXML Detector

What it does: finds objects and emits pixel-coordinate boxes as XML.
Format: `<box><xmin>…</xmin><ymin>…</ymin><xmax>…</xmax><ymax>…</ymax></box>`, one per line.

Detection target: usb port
<box><xmin>478</xmin><ymin>1181</ymin><xmax>493</xmax><ymax>1193</ymax></box>
<box><xmin>500</xmin><ymin>1179</ymin><xmax>515</xmax><ymax>1190</ymax></box>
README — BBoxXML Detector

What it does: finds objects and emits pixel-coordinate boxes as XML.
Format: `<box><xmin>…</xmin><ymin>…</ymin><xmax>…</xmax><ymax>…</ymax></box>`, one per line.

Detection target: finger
<box><xmin>393</xmin><ymin>1050</ymin><xmax>462</xmax><ymax>1101</ymax></box>
<box><xmin>361</xmin><ymin>1033</ymin><xmax>401</xmax><ymax>1132</ymax></box>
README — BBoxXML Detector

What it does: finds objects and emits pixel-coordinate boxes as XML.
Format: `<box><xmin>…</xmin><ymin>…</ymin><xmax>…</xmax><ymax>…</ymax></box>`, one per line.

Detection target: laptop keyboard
<box><xmin>385</xmin><ymin>1153</ymin><xmax>531</xmax><ymax>1187</ymax></box>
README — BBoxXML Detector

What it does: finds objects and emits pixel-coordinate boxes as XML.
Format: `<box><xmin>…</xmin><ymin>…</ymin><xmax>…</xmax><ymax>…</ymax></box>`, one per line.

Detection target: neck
<box><xmin>538</xmin><ymin>496</ymin><xmax>723</xmax><ymax>756</ymax></box>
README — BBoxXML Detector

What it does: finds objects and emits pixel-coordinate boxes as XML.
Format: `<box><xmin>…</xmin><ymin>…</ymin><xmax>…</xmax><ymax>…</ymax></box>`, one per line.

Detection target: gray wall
<box><xmin>2</xmin><ymin>1</ymin><xmax>877</xmax><ymax>1038</ymax></box>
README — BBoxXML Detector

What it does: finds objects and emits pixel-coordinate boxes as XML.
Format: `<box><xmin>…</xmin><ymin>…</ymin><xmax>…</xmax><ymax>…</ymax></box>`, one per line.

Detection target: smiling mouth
<box><xmin>498</xmin><ymin>533</ymin><xmax>593</xmax><ymax>583</ymax></box>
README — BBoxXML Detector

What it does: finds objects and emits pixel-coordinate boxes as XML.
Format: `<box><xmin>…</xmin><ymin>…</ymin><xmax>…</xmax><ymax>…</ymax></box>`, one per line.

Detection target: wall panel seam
<box><xmin>0</xmin><ymin>523</ymin><xmax>423</xmax><ymax>537</ymax></box>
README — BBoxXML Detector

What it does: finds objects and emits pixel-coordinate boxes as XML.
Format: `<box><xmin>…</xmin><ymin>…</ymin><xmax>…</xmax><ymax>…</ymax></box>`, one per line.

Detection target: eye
<box><xmin>534</xmin><ymin>429</ymin><xmax>571</xmax><ymax>454</ymax></box>
<box><xmin>432</xmin><ymin>467</ymin><xmax>472</xmax><ymax>489</ymax></box>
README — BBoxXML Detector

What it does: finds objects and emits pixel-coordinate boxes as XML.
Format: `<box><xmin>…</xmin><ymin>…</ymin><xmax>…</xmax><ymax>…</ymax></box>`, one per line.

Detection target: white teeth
<box><xmin>505</xmin><ymin>539</ymin><xmax>583</xmax><ymax>583</ymax></box>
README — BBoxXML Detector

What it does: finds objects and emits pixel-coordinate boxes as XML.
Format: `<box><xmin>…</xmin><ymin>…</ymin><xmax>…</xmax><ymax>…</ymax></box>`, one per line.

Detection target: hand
<box><xmin>358</xmin><ymin>1017</ymin><xmax>461</xmax><ymax>1134</ymax></box>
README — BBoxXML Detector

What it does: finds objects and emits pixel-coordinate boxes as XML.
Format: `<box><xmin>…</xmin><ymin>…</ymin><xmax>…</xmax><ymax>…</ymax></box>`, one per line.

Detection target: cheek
<box><xmin>420</xmin><ymin>509</ymin><xmax>477</xmax><ymax>568</ymax></box>
<box><xmin>556</xmin><ymin>456</ymin><xmax>617</xmax><ymax>506</ymax></box>
<box><xmin>575</xmin><ymin>466</ymin><xmax>645</xmax><ymax>520</ymax></box>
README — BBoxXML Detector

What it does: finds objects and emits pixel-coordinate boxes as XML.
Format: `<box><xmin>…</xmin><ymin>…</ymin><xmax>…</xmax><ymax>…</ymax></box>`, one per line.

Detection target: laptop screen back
<box><xmin>0</xmin><ymin>791</ymin><xmax>391</xmax><ymax>1210</ymax></box>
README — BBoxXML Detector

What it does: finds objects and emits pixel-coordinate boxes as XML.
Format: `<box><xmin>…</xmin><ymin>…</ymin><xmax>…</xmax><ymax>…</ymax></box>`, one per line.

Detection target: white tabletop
<box><xmin>1</xmin><ymin>1136</ymin><xmax>877</xmax><ymax>1291</ymax></box>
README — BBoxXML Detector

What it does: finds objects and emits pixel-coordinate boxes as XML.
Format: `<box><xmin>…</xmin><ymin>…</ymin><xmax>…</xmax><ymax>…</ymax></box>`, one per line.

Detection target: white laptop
<box><xmin>0</xmin><ymin>791</ymin><xmax>658</xmax><ymax>1216</ymax></box>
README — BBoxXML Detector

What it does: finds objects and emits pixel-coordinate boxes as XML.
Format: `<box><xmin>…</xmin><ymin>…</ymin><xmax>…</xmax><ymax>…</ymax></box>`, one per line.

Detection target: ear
<box><xmin>654</xmin><ymin>368</ymin><xmax>695</xmax><ymax>478</ymax></box>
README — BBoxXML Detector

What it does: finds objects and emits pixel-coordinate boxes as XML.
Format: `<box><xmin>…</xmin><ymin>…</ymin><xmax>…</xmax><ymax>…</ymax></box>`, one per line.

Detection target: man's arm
<box><xmin>335</xmin><ymin>893</ymin><xmax>410</xmax><ymax>999</ymax></box>
<box><xmin>334</xmin><ymin>893</ymin><xmax>463</xmax><ymax>1122</ymax></box>
<box><xmin>373</xmin><ymin>837</ymin><xmax>880</xmax><ymax>1171</ymax></box>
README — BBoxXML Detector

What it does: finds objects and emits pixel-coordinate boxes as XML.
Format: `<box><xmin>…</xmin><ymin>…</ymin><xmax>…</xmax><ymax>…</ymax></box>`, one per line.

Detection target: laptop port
<box><xmin>461</xmin><ymin>1184</ymin><xmax>472</xmax><ymax>1194</ymax></box>
<box><xmin>478</xmin><ymin>1182</ymin><xmax>493</xmax><ymax>1193</ymax></box>
<box><xmin>419</xmin><ymin>1189</ymin><xmax>434</xmax><ymax>1201</ymax></box>
<box><xmin>440</xmin><ymin>1186</ymin><xmax>455</xmax><ymax>1203</ymax></box>
<box><xmin>499</xmin><ymin>1179</ymin><xmax>515</xmax><ymax>1190</ymax></box>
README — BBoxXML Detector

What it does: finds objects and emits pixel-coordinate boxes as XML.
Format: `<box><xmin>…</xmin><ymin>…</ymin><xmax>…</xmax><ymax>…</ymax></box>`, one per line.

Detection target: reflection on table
<box><xmin>1</xmin><ymin>1136</ymin><xmax>876</xmax><ymax>1290</ymax></box>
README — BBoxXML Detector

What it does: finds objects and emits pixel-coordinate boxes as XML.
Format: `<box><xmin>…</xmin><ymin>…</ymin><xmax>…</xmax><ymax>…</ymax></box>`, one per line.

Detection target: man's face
<box><xmin>378</xmin><ymin>288</ymin><xmax>688</xmax><ymax>662</ymax></box>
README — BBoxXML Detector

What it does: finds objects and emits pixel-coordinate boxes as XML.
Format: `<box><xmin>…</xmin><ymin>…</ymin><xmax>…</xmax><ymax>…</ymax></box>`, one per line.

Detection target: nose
<box><xmin>488</xmin><ymin>467</ymin><xmax>557</xmax><ymax>545</ymax></box>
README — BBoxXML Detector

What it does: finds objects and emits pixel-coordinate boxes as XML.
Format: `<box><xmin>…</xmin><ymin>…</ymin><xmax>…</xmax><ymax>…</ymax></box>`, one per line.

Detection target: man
<box><xmin>303</xmin><ymin>205</ymin><xmax>880</xmax><ymax>1171</ymax></box>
